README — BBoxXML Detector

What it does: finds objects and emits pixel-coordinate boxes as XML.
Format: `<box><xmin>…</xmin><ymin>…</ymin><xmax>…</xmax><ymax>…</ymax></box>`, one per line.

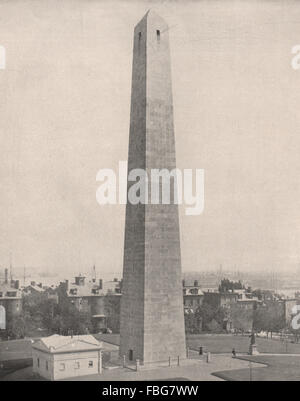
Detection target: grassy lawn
<box><xmin>213</xmin><ymin>355</ymin><xmax>300</xmax><ymax>381</ymax></box>
<box><xmin>0</xmin><ymin>339</ymin><xmax>32</xmax><ymax>361</ymax></box>
<box><xmin>94</xmin><ymin>333</ymin><xmax>121</xmax><ymax>346</ymax></box>
<box><xmin>0</xmin><ymin>339</ymin><xmax>33</xmax><ymax>379</ymax></box>
<box><xmin>0</xmin><ymin>359</ymin><xmax>32</xmax><ymax>379</ymax></box>
<box><xmin>186</xmin><ymin>334</ymin><xmax>300</xmax><ymax>354</ymax></box>
<box><xmin>1</xmin><ymin>366</ymin><xmax>43</xmax><ymax>381</ymax></box>
<box><xmin>3</xmin><ymin>334</ymin><xmax>300</xmax><ymax>358</ymax></box>
<box><xmin>96</xmin><ymin>333</ymin><xmax>300</xmax><ymax>355</ymax></box>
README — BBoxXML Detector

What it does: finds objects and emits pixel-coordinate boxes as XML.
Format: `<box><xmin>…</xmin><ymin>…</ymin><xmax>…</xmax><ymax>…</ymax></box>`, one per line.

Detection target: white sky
<box><xmin>1</xmin><ymin>0</ymin><xmax>300</xmax><ymax>278</ymax></box>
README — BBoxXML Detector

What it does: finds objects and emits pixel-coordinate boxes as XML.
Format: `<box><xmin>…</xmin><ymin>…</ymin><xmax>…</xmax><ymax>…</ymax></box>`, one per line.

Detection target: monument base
<box><xmin>133</xmin><ymin>357</ymin><xmax>199</xmax><ymax>372</ymax></box>
<box><xmin>249</xmin><ymin>344</ymin><xmax>259</xmax><ymax>355</ymax></box>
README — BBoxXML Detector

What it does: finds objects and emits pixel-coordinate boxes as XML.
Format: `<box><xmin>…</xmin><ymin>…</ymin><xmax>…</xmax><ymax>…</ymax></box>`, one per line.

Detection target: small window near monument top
<box><xmin>138</xmin><ymin>32</ymin><xmax>142</xmax><ymax>54</ymax></box>
<box><xmin>156</xmin><ymin>30</ymin><xmax>160</xmax><ymax>42</ymax></box>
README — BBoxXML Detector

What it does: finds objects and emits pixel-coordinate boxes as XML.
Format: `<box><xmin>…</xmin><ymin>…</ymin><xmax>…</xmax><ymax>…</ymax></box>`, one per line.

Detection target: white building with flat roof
<box><xmin>32</xmin><ymin>334</ymin><xmax>102</xmax><ymax>380</ymax></box>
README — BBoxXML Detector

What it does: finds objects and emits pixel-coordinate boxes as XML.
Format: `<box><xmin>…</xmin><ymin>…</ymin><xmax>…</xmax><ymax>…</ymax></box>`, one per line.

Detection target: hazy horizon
<box><xmin>1</xmin><ymin>0</ymin><xmax>300</xmax><ymax>276</ymax></box>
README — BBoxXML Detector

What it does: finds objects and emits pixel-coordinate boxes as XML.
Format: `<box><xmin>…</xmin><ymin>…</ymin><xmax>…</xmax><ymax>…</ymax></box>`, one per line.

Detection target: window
<box><xmin>156</xmin><ymin>30</ymin><xmax>160</xmax><ymax>42</ymax></box>
<box><xmin>75</xmin><ymin>361</ymin><xmax>80</xmax><ymax>369</ymax></box>
<box><xmin>37</xmin><ymin>358</ymin><xmax>40</xmax><ymax>368</ymax></box>
<box><xmin>138</xmin><ymin>32</ymin><xmax>142</xmax><ymax>54</ymax></box>
<box><xmin>59</xmin><ymin>363</ymin><xmax>65</xmax><ymax>371</ymax></box>
<box><xmin>46</xmin><ymin>361</ymin><xmax>48</xmax><ymax>370</ymax></box>
<box><xmin>88</xmin><ymin>361</ymin><xmax>93</xmax><ymax>368</ymax></box>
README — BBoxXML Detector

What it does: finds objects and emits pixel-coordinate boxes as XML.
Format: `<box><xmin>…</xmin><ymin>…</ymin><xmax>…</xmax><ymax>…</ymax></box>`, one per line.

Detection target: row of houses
<box><xmin>0</xmin><ymin>269</ymin><xmax>299</xmax><ymax>335</ymax></box>
<box><xmin>183</xmin><ymin>280</ymin><xmax>298</xmax><ymax>332</ymax></box>
<box><xmin>0</xmin><ymin>270</ymin><xmax>122</xmax><ymax>334</ymax></box>
<box><xmin>56</xmin><ymin>276</ymin><xmax>298</xmax><ymax>334</ymax></box>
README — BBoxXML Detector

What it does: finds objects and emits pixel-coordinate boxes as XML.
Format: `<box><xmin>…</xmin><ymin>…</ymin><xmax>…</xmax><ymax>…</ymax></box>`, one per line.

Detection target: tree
<box><xmin>6</xmin><ymin>316</ymin><xmax>26</xmax><ymax>339</ymax></box>
<box><xmin>195</xmin><ymin>304</ymin><xmax>226</xmax><ymax>332</ymax></box>
<box><xmin>22</xmin><ymin>290</ymin><xmax>93</xmax><ymax>336</ymax></box>
<box><xmin>104</xmin><ymin>294</ymin><xmax>120</xmax><ymax>333</ymax></box>
<box><xmin>290</xmin><ymin>322</ymin><xmax>300</xmax><ymax>343</ymax></box>
<box><xmin>184</xmin><ymin>310</ymin><xmax>202</xmax><ymax>334</ymax></box>
<box><xmin>54</xmin><ymin>292</ymin><xmax>93</xmax><ymax>335</ymax></box>
<box><xmin>230</xmin><ymin>304</ymin><xmax>254</xmax><ymax>333</ymax></box>
<box><xmin>253</xmin><ymin>302</ymin><xmax>285</xmax><ymax>337</ymax></box>
<box><xmin>252</xmin><ymin>289</ymin><xmax>276</xmax><ymax>301</ymax></box>
<box><xmin>218</xmin><ymin>279</ymin><xmax>244</xmax><ymax>293</ymax></box>
<box><xmin>253</xmin><ymin>306</ymin><xmax>268</xmax><ymax>333</ymax></box>
<box><xmin>22</xmin><ymin>292</ymin><xmax>49</xmax><ymax>335</ymax></box>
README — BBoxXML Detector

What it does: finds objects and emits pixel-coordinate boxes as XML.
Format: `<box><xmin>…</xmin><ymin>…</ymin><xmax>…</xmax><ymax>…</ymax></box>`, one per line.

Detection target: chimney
<box><xmin>4</xmin><ymin>268</ymin><xmax>8</xmax><ymax>284</ymax></box>
<box><xmin>99</xmin><ymin>279</ymin><xmax>103</xmax><ymax>290</ymax></box>
<box><xmin>14</xmin><ymin>280</ymin><xmax>19</xmax><ymax>289</ymax></box>
<box><xmin>65</xmin><ymin>280</ymin><xmax>69</xmax><ymax>292</ymax></box>
<box><xmin>182</xmin><ymin>279</ymin><xmax>185</xmax><ymax>287</ymax></box>
<box><xmin>75</xmin><ymin>275</ymin><xmax>85</xmax><ymax>286</ymax></box>
<box><xmin>92</xmin><ymin>265</ymin><xmax>96</xmax><ymax>283</ymax></box>
<box><xmin>194</xmin><ymin>280</ymin><xmax>198</xmax><ymax>287</ymax></box>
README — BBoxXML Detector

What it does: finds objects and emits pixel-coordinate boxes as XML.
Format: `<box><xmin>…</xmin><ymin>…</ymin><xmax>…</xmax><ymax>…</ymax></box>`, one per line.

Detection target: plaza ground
<box><xmin>1</xmin><ymin>353</ymin><xmax>266</xmax><ymax>381</ymax></box>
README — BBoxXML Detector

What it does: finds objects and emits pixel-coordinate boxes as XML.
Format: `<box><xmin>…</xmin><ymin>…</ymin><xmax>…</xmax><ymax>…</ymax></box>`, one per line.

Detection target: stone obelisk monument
<box><xmin>120</xmin><ymin>10</ymin><xmax>186</xmax><ymax>364</ymax></box>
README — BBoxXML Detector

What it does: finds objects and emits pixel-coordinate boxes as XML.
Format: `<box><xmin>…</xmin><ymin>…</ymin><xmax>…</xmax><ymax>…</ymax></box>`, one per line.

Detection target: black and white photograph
<box><xmin>1</xmin><ymin>0</ymin><xmax>300</xmax><ymax>384</ymax></box>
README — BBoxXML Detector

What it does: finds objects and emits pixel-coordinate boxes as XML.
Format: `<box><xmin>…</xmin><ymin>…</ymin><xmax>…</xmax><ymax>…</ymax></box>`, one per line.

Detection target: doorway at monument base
<box><xmin>119</xmin><ymin>325</ymin><xmax>187</xmax><ymax>365</ymax></box>
<box><xmin>133</xmin><ymin>357</ymin><xmax>200</xmax><ymax>372</ymax></box>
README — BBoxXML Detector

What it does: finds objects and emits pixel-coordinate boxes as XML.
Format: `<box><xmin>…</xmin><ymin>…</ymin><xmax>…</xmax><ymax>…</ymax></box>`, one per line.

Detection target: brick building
<box><xmin>58</xmin><ymin>275</ymin><xmax>121</xmax><ymax>333</ymax></box>
<box><xmin>0</xmin><ymin>269</ymin><xmax>22</xmax><ymax>331</ymax></box>
<box><xmin>183</xmin><ymin>280</ymin><xmax>204</xmax><ymax>312</ymax></box>
<box><xmin>203</xmin><ymin>290</ymin><xmax>239</xmax><ymax>309</ymax></box>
